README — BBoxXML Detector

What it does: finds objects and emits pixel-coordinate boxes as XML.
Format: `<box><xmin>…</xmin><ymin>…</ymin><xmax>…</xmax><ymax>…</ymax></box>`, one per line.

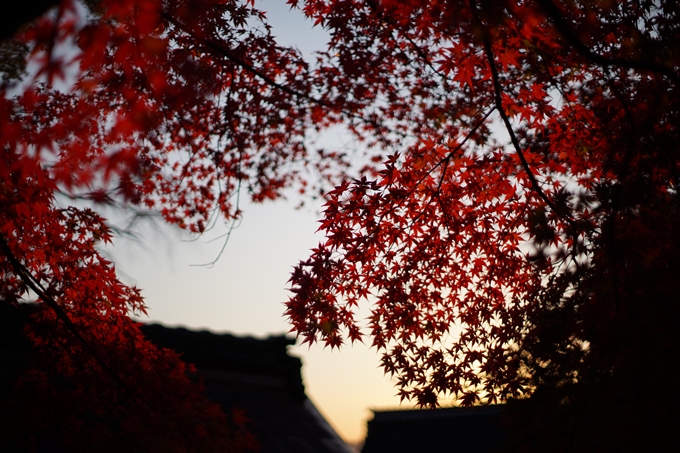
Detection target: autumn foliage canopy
<box><xmin>2</xmin><ymin>0</ymin><xmax>680</xmax><ymax>450</ymax></box>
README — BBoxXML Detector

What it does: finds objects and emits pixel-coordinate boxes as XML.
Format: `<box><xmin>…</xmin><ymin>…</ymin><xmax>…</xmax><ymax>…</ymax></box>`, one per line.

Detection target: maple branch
<box><xmin>469</xmin><ymin>1</ymin><xmax>575</xmax><ymax>227</ymax></box>
<box><xmin>333</xmin><ymin>106</ymin><xmax>495</xmax><ymax>273</ymax></box>
<box><xmin>364</xmin><ymin>0</ymin><xmax>449</xmax><ymax>82</ymax></box>
<box><xmin>163</xmin><ymin>12</ymin><xmax>310</xmax><ymax>101</ymax></box>
<box><xmin>406</xmin><ymin>107</ymin><xmax>495</xmax><ymax>204</ymax></box>
<box><xmin>0</xmin><ymin>233</ymin><xmax>156</xmax><ymax>409</ymax></box>
<box><xmin>356</xmin><ymin>106</ymin><xmax>495</xmax><ymax>248</ymax></box>
<box><xmin>537</xmin><ymin>0</ymin><xmax>680</xmax><ymax>84</ymax></box>
<box><xmin>161</xmin><ymin>11</ymin><xmax>393</xmax><ymax>140</ymax></box>
<box><xmin>314</xmin><ymin>108</ymin><xmax>498</xmax><ymax>312</ymax></box>
<box><xmin>404</xmin><ymin>107</ymin><xmax>495</xmax><ymax>230</ymax></box>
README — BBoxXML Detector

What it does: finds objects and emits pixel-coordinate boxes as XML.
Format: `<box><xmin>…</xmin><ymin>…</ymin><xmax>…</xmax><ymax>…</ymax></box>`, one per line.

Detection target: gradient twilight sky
<box><xmin>104</xmin><ymin>1</ymin><xmax>418</xmax><ymax>444</ymax></box>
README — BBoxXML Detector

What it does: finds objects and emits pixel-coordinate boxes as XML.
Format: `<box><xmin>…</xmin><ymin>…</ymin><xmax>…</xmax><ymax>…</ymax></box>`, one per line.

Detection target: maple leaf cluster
<box><xmin>284</xmin><ymin>0</ymin><xmax>680</xmax><ymax>447</ymax></box>
<box><xmin>2</xmin><ymin>0</ymin><xmax>680</xmax><ymax>450</ymax></box>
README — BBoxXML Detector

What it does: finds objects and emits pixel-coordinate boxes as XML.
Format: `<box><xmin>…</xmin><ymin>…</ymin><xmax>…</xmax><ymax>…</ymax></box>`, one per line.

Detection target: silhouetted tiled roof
<box><xmin>361</xmin><ymin>405</ymin><xmax>505</xmax><ymax>453</ymax></box>
<box><xmin>141</xmin><ymin>324</ymin><xmax>352</xmax><ymax>453</ymax></box>
<box><xmin>141</xmin><ymin>324</ymin><xmax>306</xmax><ymax>399</ymax></box>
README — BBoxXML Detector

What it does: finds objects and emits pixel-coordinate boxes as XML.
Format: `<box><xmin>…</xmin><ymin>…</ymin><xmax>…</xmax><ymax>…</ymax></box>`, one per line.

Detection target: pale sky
<box><xmin>105</xmin><ymin>0</ymin><xmax>417</xmax><ymax>444</ymax></box>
